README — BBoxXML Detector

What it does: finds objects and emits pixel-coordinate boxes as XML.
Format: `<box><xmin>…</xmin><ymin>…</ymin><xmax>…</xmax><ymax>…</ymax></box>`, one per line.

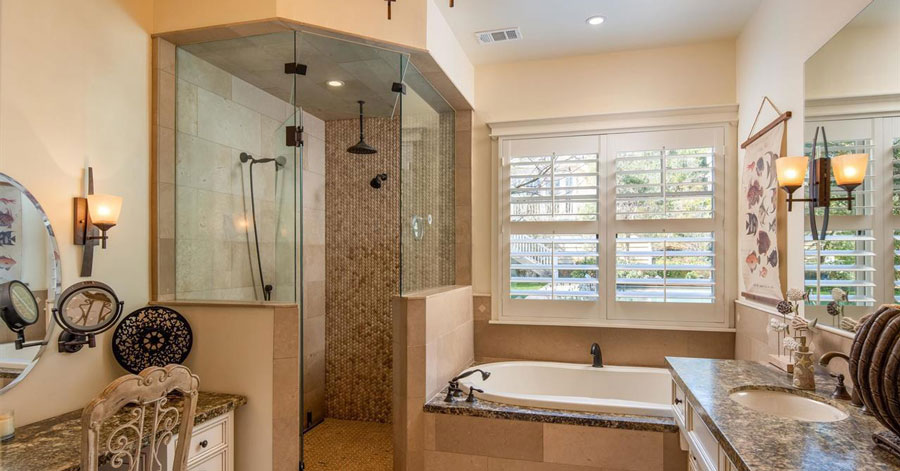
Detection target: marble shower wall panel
<box><xmin>302</xmin><ymin>111</ymin><xmax>327</xmax><ymax>427</ymax></box>
<box><xmin>325</xmin><ymin>116</ymin><xmax>401</xmax><ymax>422</ymax></box>
<box><xmin>175</xmin><ymin>48</ymin><xmax>296</xmax><ymax>302</ymax></box>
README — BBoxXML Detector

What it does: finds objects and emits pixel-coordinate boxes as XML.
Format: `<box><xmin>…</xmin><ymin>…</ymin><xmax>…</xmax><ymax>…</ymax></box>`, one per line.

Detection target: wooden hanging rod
<box><xmin>741</xmin><ymin>111</ymin><xmax>792</xmax><ymax>149</ymax></box>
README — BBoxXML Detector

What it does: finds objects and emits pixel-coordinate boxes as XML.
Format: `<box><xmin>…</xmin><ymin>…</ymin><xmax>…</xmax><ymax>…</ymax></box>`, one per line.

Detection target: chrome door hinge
<box><xmin>284</xmin><ymin>62</ymin><xmax>308</xmax><ymax>75</ymax></box>
<box><xmin>287</xmin><ymin>126</ymin><xmax>304</xmax><ymax>147</ymax></box>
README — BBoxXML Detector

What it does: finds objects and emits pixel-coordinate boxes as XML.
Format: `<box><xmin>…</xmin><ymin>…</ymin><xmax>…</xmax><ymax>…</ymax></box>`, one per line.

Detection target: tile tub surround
<box><xmin>473</xmin><ymin>295</ymin><xmax>735</xmax><ymax>367</ymax></box>
<box><xmin>393</xmin><ymin>286</ymin><xmax>475</xmax><ymax>471</ymax></box>
<box><xmin>0</xmin><ymin>391</ymin><xmax>246</xmax><ymax>471</ymax></box>
<box><xmin>422</xmin><ymin>412</ymin><xmax>685</xmax><ymax>471</ymax></box>
<box><xmin>326</xmin><ymin>116</ymin><xmax>401</xmax><ymax>423</ymax></box>
<box><xmin>424</xmin><ymin>387</ymin><xmax>677</xmax><ymax>432</ymax></box>
<box><xmin>667</xmin><ymin>357</ymin><xmax>900</xmax><ymax>471</ymax></box>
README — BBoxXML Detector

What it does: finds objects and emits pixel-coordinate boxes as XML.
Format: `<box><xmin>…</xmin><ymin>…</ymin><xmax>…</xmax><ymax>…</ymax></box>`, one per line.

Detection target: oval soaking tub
<box><xmin>455</xmin><ymin>361</ymin><xmax>673</xmax><ymax>417</ymax></box>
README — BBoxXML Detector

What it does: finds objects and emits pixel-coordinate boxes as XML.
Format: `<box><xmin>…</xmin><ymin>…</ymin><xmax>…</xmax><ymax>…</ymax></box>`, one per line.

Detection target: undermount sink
<box><xmin>729</xmin><ymin>389</ymin><xmax>849</xmax><ymax>423</ymax></box>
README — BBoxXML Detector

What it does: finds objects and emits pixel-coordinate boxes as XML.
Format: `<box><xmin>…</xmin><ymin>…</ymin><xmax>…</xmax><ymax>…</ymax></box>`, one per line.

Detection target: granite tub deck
<box><xmin>0</xmin><ymin>391</ymin><xmax>246</xmax><ymax>471</ymax></box>
<box><xmin>667</xmin><ymin>357</ymin><xmax>900</xmax><ymax>471</ymax></box>
<box><xmin>424</xmin><ymin>387</ymin><xmax>677</xmax><ymax>432</ymax></box>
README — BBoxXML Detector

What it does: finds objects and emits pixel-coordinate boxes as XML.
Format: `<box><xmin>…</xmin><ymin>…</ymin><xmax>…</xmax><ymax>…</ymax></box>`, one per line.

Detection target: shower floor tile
<box><xmin>303</xmin><ymin>418</ymin><xmax>392</xmax><ymax>470</ymax></box>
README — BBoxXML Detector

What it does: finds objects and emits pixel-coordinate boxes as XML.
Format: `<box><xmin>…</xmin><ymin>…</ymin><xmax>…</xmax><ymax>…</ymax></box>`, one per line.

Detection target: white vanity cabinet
<box><xmin>165</xmin><ymin>411</ymin><xmax>234</xmax><ymax>471</ymax></box>
<box><xmin>672</xmin><ymin>380</ymin><xmax>737</xmax><ymax>471</ymax></box>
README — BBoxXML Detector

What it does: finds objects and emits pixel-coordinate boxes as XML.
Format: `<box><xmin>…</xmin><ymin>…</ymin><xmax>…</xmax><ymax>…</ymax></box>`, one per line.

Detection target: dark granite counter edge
<box><xmin>666</xmin><ymin>358</ymin><xmax>751</xmax><ymax>471</ymax></box>
<box><xmin>424</xmin><ymin>388</ymin><xmax>678</xmax><ymax>433</ymax></box>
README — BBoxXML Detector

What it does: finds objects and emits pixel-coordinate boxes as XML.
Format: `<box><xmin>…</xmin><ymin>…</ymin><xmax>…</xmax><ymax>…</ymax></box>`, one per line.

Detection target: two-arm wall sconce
<box><xmin>74</xmin><ymin>167</ymin><xmax>123</xmax><ymax>276</ymax></box>
<box><xmin>775</xmin><ymin>126</ymin><xmax>867</xmax><ymax>240</ymax></box>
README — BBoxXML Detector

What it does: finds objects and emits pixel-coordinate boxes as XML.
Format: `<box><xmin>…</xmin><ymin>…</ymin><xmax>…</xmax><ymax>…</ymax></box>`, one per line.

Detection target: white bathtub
<box><xmin>456</xmin><ymin>361</ymin><xmax>673</xmax><ymax>417</ymax></box>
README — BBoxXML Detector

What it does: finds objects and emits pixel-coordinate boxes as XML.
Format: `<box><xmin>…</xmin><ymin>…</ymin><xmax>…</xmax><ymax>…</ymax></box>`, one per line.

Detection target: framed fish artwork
<box><xmin>0</xmin><ymin>183</ymin><xmax>22</xmax><ymax>282</ymax></box>
<box><xmin>739</xmin><ymin>115</ymin><xmax>788</xmax><ymax>306</ymax></box>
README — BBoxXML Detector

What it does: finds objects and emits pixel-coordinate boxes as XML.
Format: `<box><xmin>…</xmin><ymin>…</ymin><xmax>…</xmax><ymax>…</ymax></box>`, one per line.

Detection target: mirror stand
<box><xmin>57</xmin><ymin>330</ymin><xmax>96</xmax><ymax>354</ymax></box>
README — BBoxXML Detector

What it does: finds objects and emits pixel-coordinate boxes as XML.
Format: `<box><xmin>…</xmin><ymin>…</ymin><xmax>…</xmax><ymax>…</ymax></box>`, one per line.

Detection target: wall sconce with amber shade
<box><xmin>775</xmin><ymin>126</ymin><xmax>867</xmax><ymax>240</ymax></box>
<box><xmin>75</xmin><ymin>168</ymin><xmax>123</xmax><ymax>276</ymax></box>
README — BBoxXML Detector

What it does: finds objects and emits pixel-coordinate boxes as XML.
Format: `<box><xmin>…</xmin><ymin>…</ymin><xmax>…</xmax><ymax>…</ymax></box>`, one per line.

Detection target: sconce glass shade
<box><xmin>775</xmin><ymin>156</ymin><xmax>809</xmax><ymax>188</ymax></box>
<box><xmin>86</xmin><ymin>194</ymin><xmax>123</xmax><ymax>229</ymax></box>
<box><xmin>832</xmin><ymin>153</ymin><xmax>868</xmax><ymax>187</ymax></box>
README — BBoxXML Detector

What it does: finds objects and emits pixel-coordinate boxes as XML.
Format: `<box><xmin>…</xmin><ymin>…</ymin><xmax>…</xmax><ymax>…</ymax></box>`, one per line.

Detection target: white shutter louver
<box><xmin>615</xmin><ymin>147</ymin><xmax>714</xmax><ymax>220</ymax></box>
<box><xmin>615</xmin><ymin>232</ymin><xmax>715</xmax><ymax>303</ymax></box>
<box><xmin>510</xmin><ymin>234</ymin><xmax>599</xmax><ymax>301</ymax></box>
<box><xmin>510</xmin><ymin>153</ymin><xmax>599</xmax><ymax>222</ymax></box>
<box><xmin>805</xmin><ymin>231</ymin><xmax>876</xmax><ymax>305</ymax></box>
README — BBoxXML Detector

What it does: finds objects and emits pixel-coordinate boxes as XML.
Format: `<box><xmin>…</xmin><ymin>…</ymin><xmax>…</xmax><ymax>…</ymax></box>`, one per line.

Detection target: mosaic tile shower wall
<box><xmin>325</xmin><ymin>116</ymin><xmax>401</xmax><ymax>422</ymax></box>
<box><xmin>400</xmin><ymin>109</ymin><xmax>456</xmax><ymax>293</ymax></box>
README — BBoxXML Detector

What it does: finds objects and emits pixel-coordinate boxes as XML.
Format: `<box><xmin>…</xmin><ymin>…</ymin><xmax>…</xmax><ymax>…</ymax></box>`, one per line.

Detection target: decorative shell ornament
<box><xmin>791</xmin><ymin>315</ymin><xmax>817</xmax><ymax>332</ymax></box>
<box><xmin>827</xmin><ymin>301</ymin><xmax>842</xmax><ymax>317</ymax></box>
<box><xmin>831</xmin><ymin>287</ymin><xmax>848</xmax><ymax>302</ymax></box>
<box><xmin>782</xmin><ymin>337</ymin><xmax>800</xmax><ymax>350</ymax></box>
<box><xmin>840</xmin><ymin>317</ymin><xmax>859</xmax><ymax>332</ymax></box>
<box><xmin>787</xmin><ymin>288</ymin><xmax>807</xmax><ymax>302</ymax></box>
<box><xmin>776</xmin><ymin>300</ymin><xmax>794</xmax><ymax>315</ymax></box>
<box><xmin>848</xmin><ymin>306</ymin><xmax>900</xmax><ymax>456</ymax></box>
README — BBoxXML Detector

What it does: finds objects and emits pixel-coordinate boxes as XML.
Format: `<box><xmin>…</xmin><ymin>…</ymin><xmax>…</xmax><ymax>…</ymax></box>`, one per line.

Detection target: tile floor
<box><xmin>303</xmin><ymin>418</ymin><xmax>393</xmax><ymax>470</ymax></box>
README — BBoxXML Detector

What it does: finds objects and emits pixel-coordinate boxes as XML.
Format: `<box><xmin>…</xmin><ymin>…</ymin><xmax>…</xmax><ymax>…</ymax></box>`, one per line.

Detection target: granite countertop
<box><xmin>0</xmin><ymin>391</ymin><xmax>246</xmax><ymax>471</ymax></box>
<box><xmin>667</xmin><ymin>357</ymin><xmax>900</xmax><ymax>471</ymax></box>
<box><xmin>424</xmin><ymin>387</ymin><xmax>678</xmax><ymax>433</ymax></box>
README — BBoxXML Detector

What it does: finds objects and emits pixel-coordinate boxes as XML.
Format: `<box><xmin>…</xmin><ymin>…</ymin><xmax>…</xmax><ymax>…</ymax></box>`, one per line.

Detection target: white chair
<box><xmin>81</xmin><ymin>365</ymin><xmax>200</xmax><ymax>471</ymax></box>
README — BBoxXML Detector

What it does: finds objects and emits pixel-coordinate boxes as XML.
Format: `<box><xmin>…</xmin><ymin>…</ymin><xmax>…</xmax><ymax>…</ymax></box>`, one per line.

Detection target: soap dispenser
<box><xmin>792</xmin><ymin>336</ymin><xmax>815</xmax><ymax>390</ymax></box>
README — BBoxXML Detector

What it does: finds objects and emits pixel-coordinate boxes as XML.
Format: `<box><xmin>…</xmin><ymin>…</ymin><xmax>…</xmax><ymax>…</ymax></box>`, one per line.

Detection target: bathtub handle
<box><xmin>466</xmin><ymin>387</ymin><xmax>484</xmax><ymax>403</ymax></box>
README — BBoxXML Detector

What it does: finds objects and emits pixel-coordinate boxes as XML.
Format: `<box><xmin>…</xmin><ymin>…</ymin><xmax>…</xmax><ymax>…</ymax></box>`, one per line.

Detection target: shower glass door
<box><xmin>174</xmin><ymin>32</ymin><xmax>300</xmax><ymax>303</ymax></box>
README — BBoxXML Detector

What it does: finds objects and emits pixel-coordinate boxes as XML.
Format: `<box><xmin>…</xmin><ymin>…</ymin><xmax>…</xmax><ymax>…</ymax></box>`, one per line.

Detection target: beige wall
<box><xmin>805</xmin><ymin>14</ymin><xmax>900</xmax><ymax>100</ymax></box>
<box><xmin>0</xmin><ymin>0</ymin><xmax>153</xmax><ymax>425</ymax></box>
<box><xmin>471</xmin><ymin>40</ymin><xmax>737</xmax><ymax>294</ymax></box>
<box><xmin>154</xmin><ymin>0</ymin><xmax>428</xmax><ymax>51</ymax></box>
<box><xmin>736</xmin><ymin>0</ymin><xmax>870</xmax><ymax>297</ymax></box>
<box><xmin>393</xmin><ymin>286</ymin><xmax>474</xmax><ymax>471</ymax></box>
<box><xmin>169</xmin><ymin>302</ymin><xmax>300</xmax><ymax>471</ymax></box>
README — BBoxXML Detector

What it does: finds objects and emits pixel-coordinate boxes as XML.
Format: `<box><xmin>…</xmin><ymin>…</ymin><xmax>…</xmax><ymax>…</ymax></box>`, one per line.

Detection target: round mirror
<box><xmin>0</xmin><ymin>173</ymin><xmax>61</xmax><ymax>394</ymax></box>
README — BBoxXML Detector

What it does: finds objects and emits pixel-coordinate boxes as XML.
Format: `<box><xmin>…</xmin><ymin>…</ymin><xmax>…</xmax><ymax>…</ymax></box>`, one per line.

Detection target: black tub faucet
<box><xmin>590</xmin><ymin>342</ymin><xmax>603</xmax><ymax>368</ymax></box>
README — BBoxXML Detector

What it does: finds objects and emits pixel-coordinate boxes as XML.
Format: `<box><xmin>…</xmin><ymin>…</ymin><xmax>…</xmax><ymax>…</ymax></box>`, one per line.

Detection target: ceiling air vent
<box><xmin>475</xmin><ymin>27</ymin><xmax>522</xmax><ymax>45</ymax></box>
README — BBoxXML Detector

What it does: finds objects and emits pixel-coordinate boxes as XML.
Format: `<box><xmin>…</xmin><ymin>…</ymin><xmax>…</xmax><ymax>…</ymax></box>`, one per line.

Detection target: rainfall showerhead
<box><xmin>347</xmin><ymin>100</ymin><xmax>377</xmax><ymax>155</ymax></box>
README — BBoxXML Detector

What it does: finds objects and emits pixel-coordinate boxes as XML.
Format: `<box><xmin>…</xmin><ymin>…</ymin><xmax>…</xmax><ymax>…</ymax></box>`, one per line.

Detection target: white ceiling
<box><xmin>433</xmin><ymin>0</ymin><xmax>763</xmax><ymax>65</ymax></box>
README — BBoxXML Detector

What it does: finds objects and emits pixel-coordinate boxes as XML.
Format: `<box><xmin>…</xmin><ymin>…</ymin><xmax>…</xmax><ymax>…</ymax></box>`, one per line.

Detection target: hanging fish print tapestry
<box><xmin>740</xmin><ymin>121</ymin><xmax>785</xmax><ymax>305</ymax></box>
<box><xmin>0</xmin><ymin>184</ymin><xmax>22</xmax><ymax>282</ymax></box>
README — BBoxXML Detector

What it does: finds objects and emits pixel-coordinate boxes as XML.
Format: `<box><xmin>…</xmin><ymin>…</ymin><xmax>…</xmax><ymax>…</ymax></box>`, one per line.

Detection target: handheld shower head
<box><xmin>239</xmin><ymin>152</ymin><xmax>253</xmax><ymax>163</ymax></box>
<box><xmin>275</xmin><ymin>156</ymin><xmax>287</xmax><ymax>169</ymax></box>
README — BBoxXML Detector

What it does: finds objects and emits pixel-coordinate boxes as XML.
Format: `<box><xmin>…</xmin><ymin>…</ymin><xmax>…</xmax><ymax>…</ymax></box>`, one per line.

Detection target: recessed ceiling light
<box><xmin>326</xmin><ymin>80</ymin><xmax>345</xmax><ymax>88</ymax></box>
<box><xmin>586</xmin><ymin>16</ymin><xmax>606</xmax><ymax>26</ymax></box>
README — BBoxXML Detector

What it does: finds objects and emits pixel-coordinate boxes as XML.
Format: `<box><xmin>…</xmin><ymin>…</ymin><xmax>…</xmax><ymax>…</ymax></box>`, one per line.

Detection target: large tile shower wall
<box><xmin>326</xmin><ymin>116</ymin><xmax>401</xmax><ymax>422</ymax></box>
<box><xmin>174</xmin><ymin>48</ymin><xmax>295</xmax><ymax>301</ymax></box>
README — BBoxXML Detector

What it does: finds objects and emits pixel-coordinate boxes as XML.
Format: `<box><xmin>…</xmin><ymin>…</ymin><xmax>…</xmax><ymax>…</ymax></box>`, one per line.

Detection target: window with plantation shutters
<box><xmin>615</xmin><ymin>233</ymin><xmax>715</xmax><ymax>303</ymax></box>
<box><xmin>615</xmin><ymin>147</ymin><xmax>714</xmax><ymax>220</ymax></box>
<box><xmin>499</xmin><ymin>126</ymin><xmax>728</xmax><ymax>326</ymax></box>
<box><xmin>804</xmin><ymin>231</ymin><xmax>876</xmax><ymax>305</ymax></box>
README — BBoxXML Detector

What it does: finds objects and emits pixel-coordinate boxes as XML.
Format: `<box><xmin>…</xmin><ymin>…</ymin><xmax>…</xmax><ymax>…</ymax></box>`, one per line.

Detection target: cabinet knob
<box><xmin>674</xmin><ymin>398</ymin><xmax>683</xmax><ymax>405</ymax></box>
<box><xmin>199</xmin><ymin>439</ymin><xmax>209</xmax><ymax>448</ymax></box>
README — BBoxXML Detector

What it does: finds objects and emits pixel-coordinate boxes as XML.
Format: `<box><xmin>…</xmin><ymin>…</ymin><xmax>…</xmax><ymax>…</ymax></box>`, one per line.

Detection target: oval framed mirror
<box><xmin>0</xmin><ymin>173</ymin><xmax>62</xmax><ymax>394</ymax></box>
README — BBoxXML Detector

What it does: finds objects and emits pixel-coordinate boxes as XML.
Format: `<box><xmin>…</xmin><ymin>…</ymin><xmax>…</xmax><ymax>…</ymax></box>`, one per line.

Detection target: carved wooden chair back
<box><xmin>81</xmin><ymin>365</ymin><xmax>200</xmax><ymax>471</ymax></box>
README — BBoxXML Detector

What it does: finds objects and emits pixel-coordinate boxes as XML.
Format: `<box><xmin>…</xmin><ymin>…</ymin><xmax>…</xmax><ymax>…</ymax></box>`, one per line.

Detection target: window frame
<box><xmin>495</xmin><ymin>124</ymin><xmax>733</xmax><ymax>329</ymax></box>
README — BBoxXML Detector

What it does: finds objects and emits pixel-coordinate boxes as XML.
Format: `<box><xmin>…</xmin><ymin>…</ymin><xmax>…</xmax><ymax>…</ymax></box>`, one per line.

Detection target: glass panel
<box><xmin>400</xmin><ymin>62</ymin><xmax>456</xmax><ymax>294</ymax></box>
<box><xmin>510</xmin><ymin>234</ymin><xmax>599</xmax><ymax>301</ymax></box>
<box><xmin>615</xmin><ymin>233</ymin><xmax>715</xmax><ymax>303</ymax></box>
<box><xmin>175</xmin><ymin>31</ymin><xmax>300</xmax><ymax>302</ymax></box>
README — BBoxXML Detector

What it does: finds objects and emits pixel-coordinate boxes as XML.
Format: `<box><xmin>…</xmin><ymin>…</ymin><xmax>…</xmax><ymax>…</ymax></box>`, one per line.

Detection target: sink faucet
<box><xmin>819</xmin><ymin>351</ymin><xmax>863</xmax><ymax>407</ymax></box>
<box><xmin>590</xmin><ymin>342</ymin><xmax>603</xmax><ymax>368</ymax></box>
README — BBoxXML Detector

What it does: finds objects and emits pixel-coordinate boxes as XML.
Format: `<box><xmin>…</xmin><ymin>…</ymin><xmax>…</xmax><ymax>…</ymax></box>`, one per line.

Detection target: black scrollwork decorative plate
<box><xmin>112</xmin><ymin>306</ymin><xmax>193</xmax><ymax>374</ymax></box>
